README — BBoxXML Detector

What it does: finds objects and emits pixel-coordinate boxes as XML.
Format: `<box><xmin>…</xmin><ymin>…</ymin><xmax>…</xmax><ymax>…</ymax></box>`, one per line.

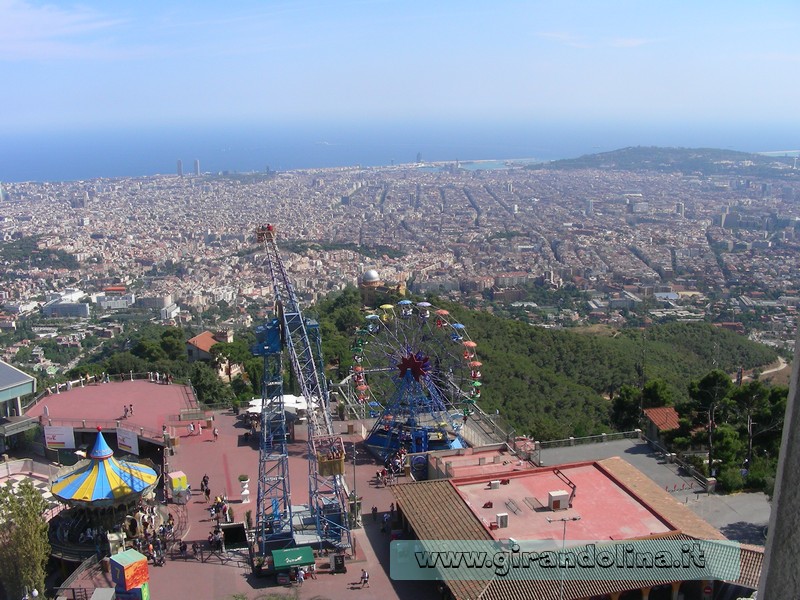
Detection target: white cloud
<box><xmin>538</xmin><ymin>31</ymin><xmax>658</xmax><ymax>50</ymax></box>
<box><xmin>0</xmin><ymin>0</ymin><xmax>125</xmax><ymax>60</ymax></box>
<box><xmin>536</xmin><ymin>31</ymin><xmax>590</xmax><ymax>49</ymax></box>
<box><xmin>608</xmin><ymin>38</ymin><xmax>655</xmax><ymax>49</ymax></box>
<box><xmin>756</xmin><ymin>52</ymin><xmax>800</xmax><ymax>63</ymax></box>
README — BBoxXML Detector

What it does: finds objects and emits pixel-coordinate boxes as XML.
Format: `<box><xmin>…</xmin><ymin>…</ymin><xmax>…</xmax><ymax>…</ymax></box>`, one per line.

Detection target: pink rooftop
<box><xmin>27</xmin><ymin>379</ymin><xmax>197</xmax><ymax>441</ymax></box>
<box><xmin>454</xmin><ymin>462</ymin><xmax>673</xmax><ymax>542</ymax></box>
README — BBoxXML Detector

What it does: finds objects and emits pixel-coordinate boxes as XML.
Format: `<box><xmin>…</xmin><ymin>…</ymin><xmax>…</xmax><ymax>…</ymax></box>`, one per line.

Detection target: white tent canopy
<box><xmin>248</xmin><ymin>394</ymin><xmax>309</xmax><ymax>411</ymax></box>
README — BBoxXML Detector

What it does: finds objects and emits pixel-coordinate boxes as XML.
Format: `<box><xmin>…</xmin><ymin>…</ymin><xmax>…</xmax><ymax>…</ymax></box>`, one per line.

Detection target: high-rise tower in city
<box><xmin>194</xmin><ymin>159</ymin><xmax>200</xmax><ymax>176</ymax></box>
<box><xmin>177</xmin><ymin>160</ymin><xmax>183</xmax><ymax>177</ymax></box>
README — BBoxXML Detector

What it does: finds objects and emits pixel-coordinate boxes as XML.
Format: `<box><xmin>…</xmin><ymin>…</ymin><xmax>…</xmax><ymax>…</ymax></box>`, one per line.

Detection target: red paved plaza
<box><xmin>26</xmin><ymin>380</ymin><xmax>440</xmax><ymax>600</ymax></box>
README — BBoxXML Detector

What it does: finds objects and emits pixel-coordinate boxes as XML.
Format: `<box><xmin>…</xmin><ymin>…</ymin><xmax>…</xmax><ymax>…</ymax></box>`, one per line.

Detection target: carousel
<box><xmin>49</xmin><ymin>428</ymin><xmax>161</xmax><ymax>558</ymax></box>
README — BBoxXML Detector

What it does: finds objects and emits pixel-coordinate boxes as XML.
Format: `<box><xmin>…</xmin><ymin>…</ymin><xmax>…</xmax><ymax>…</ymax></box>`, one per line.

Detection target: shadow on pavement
<box><xmin>720</xmin><ymin>521</ymin><xmax>768</xmax><ymax>545</ymax></box>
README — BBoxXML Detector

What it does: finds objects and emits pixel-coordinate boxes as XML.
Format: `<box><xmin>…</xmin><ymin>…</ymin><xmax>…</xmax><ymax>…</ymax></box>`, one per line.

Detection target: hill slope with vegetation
<box><xmin>314</xmin><ymin>290</ymin><xmax>778</xmax><ymax>441</ymax></box>
<box><xmin>61</xmin><ymin>288</ymin><xmax>778</xmax><ymax>443</ymax></box>
<box><xmin>529</xmin><ymin>146</ymin><xmax>798</xmax><ymax>178</ymax></box>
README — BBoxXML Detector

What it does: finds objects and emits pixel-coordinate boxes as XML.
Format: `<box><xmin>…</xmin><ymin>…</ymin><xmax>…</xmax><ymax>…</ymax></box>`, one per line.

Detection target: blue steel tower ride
<box><xmin>251</xmin><ymin>315</ymin><xmax>293</xmax><ymax>552</ymax></box>
<box><xmin>253</xmin><ymin>224</ymin><xmax>352</xmax><ymax>555</ymax></box>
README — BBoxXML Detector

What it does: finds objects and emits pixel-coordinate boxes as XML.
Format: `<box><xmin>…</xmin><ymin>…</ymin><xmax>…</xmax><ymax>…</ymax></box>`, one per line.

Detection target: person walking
<box><xmin>129</xmin><ymin>404</ymin><xmax>134</xmax><ymax>416</ymax></box>
<box><xmin>213</xmin><ymin>427</ymin><xmax>219</xmax><ymax>442</ymax></box>
<box><xmin>360</xmin><ymin>569</ymin><xmax>370</xmax><ymax>588</ymax></box>
<box><xmin>381</xmin><ymin>512</ymin><xmax>390</xmax><ymax>533</ymax></box>
<box><xmin>297</xmin><ymin>567</ymin><xmax>305</xmax><ymax>587</ymax></box>
<box><xmin>371</xmin><ymin>506</ymin><xmax>378</xmax><ymax>522</ymax></box>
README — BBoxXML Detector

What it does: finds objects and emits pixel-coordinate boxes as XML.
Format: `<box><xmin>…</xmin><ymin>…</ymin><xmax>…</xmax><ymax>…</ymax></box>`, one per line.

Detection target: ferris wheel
<box><xmin>352</xmin><ymin>300</ymin><xmax>483</xmax><ymax>459</ymax></box>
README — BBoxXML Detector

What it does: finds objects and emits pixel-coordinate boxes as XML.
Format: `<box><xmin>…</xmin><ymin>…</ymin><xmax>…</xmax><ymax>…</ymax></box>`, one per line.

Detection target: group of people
<box><xmin>375</xmin><ymin>448</ymin><xmax>406</xmax><ymax>486</ymax></box>
<box><xmin>322</xmin><ymin>446</ymin><xmax>343</xmax><ymax>461</ymax></box>
<box><xmin>128</xmin><ymin>503</ymin><xmax>174</xmax><ymax>567</ymax></box>
<box><xmin>77</xmin><ymin>526</ymin><xmax>99</xmax><ymax>544</ymax></box>
<box><xmin>140</xmin><ymin>536</ymin><xmax>166</xmax><ymax>566</ymax></box>
<box><xmin>149</xmin><ymin>371</ymin><xmax>173</xmax><ymax>384</ymax></box>
<box><xmin>288</xmin><ymin>564</ymin><xmax>317</xmax><ymax>585</ymax></box>
<box><xmin>178</xmin><ymin>540</ymin><xmax>203</xmax><ymax>560</ymax></box>
<box><xmin>208</xmin><ymin>525</ymin><xmax>225</xmax><ymax>552</ymax></box>
<box><xmin>186</xmin><ymin>421</ymin><xmax>219</xmax><ymax>439</ymax></box>
<box><xmin>209</xmin><ymin>495</ymin><xmax>231</xmax><ymax>523</ymax></box>
<box><xmin>122</xmin><ymin>403</ymin><xmax>134</xmax><ymax>418</ymax></box>
<box><xmin>375</xmin><ymin>466</ymin><xmax>395</xmax><ymax>487</ymax></box>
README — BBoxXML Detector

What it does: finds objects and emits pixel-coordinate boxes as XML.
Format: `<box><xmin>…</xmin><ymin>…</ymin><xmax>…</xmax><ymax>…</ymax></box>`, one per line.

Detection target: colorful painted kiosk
<box><xmin>167</xmin><ymin>471</ymin><xmax>189</xmax><ymax>504</ymax></box>
<box><xmin>110</xmin><ymin>549</ymin><xmax>150</xmax><ymax>599</ymax></box>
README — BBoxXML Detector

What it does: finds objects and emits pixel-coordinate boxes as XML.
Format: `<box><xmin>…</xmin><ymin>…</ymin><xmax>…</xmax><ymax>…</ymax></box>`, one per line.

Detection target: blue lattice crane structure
<box><xmin>253</xmin><ymin>224</ymin><xmax>352</xmax><ymax>556</ymax></box>
<box><xmin>251</xmin><ymin>316</ymin><xmax>294</xmax><ymax>553</ymax></box>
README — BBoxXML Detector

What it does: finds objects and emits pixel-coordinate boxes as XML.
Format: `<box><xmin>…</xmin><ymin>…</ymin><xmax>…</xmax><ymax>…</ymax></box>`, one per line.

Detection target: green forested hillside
<box><xmin>453</xmin><ymin>308</ymin><xmax>775</xmax><ymax>440</ymax></box>
<box><xmin>64</xmin><ymin>288</ymin><xmax>778</xmax><ymax>444</ymax></box>
<box><xmin>529</xmin><ymin>146</ymin><xmax>797</xmax><ymax>178</ymax></box>
<box><xmin>315</xmin><ymin>291</ymin><xmax>778</xmax><ymax>441</ymax></box>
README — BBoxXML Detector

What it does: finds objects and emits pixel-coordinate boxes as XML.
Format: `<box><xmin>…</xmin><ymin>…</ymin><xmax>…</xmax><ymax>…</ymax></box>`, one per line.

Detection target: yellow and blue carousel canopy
<box><xmin>51</xmin><ymin>429</ymin><xmax>158</xmax><ymax>507</ymax></box>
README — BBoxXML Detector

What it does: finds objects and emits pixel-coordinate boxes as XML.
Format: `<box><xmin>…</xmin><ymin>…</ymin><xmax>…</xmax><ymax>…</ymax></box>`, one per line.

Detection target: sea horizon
<box><xmin>1</xmin><ymin>119</ymin><xmax>798</xmax><ymax>183</ymax></box>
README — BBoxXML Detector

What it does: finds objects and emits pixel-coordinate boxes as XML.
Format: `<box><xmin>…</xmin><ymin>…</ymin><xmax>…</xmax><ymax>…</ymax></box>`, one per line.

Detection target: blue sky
<box><xmin>1</xmin><ymin>0</ymin><xmax>799</xmax><ymax>135</ymax></box>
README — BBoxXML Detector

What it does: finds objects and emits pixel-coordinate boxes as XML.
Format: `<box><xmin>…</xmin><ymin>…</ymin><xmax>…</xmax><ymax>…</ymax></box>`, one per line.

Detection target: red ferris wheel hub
<box><xmin>398</xmin><ymin>353</ymin><xmax>428</xmax><ymax>382</ymax></box>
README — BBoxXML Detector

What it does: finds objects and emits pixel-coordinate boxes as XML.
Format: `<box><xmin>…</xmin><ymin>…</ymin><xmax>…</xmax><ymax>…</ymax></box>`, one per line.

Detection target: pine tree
<box><xmin>0</xmin><ymin>479</ymin><xmax>51</xmax><ymax>598</ymax></box>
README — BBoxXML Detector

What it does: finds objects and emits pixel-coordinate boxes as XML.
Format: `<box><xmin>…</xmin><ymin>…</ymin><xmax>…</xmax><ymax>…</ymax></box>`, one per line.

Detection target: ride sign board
<box><xmin>116</xmin><ymin>427</ymin><xmax>140</xmax><ymax>456</ymax></box>
<box><xmin>44</xmin><ymin>425</ymin><xmax>75</xmax><ymax>449</ymax></box>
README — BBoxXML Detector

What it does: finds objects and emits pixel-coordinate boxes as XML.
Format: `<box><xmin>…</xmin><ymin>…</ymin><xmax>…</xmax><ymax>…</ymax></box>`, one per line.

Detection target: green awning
<box><xmin>271</xmin><ymin>546</ymin><xmax>315</xmax><ymax>569</ymax></box>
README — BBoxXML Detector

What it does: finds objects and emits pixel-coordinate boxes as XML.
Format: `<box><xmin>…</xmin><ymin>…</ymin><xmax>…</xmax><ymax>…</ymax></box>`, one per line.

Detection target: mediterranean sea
<box><xmin>1</xmin><ymin>119</ymin><xmax>797</xmax><ymax>183</ymax></box>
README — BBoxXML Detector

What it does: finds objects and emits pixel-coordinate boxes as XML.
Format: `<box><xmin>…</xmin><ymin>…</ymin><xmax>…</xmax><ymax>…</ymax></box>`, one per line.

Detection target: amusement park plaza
<box><xmin>2</xmin><ymin>373</ymin><xmax>765</xmax><ymax>600</ymax></box>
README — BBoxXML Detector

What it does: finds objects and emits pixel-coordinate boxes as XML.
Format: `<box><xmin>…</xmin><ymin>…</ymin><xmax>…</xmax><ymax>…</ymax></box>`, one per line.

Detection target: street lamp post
<box><xmin>352</xmin><ymin>441</ymin><xmax>357</xmax><ymax>501</ymax></box>
<box><xmin>547</xmin><ymin>515</ymin><xmax>581</xmax><ymax>600</ymax></box>
<box><xmin>707</xmin><ymin>403</ymin><xmax>717</xmax><ymax>479</ymax></box>
<box><xmin>350</xmin><ymin>441</ymin><xmax>361</xmax><ymax>528</ymax></box>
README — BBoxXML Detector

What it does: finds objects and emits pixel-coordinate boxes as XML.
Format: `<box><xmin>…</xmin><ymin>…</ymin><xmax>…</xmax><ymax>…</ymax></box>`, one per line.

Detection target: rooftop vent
<box><xmin>548</xmin><ymin>490</ymin><xmax>570</xmax><ymax>511</ymax></box>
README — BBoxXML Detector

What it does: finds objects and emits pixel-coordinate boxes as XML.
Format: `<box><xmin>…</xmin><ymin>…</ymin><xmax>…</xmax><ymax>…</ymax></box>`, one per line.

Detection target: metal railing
<box><xmin>54</xmin><ymin>555</ymin><xmax>98</xmax><ymax>600</ymax></box>
<box><xmin>641</xmin><ymin>434</ymin><xmax>712</xmax><ymax>491</ymax></box>
<box><xmin>537</xmin><ymin>430</ymin><xmax>641</xmax><ymax>449</ymax></box>
<box><xmin>40</xmin><ymin>416</ymin><xmax>166</xmax><ymax>444</ymax></box>
<box><xmin>0</xmin><ymin>457</ymin><xmax>58</xmax><ymax>481</ymax></box>
<box><xmin>22</xmin><ymin>371</ymin><xmax>192</xmax><ymax>412</ymax></box>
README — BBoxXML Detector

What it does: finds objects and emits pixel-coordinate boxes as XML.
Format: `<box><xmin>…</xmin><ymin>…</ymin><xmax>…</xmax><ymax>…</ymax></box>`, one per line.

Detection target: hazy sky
<box><xmin>2</xmin><ymin>0</ymin><xmax>799</xmax><ymax>134</ymax></box>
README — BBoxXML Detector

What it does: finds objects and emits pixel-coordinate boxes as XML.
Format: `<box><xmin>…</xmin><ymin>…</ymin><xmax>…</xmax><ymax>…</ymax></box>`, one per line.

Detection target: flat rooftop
<box><xmin>25</xmin><ymin>380</ymin><xmax>198</xmax><ymax>442</ymax></box>
<box><xmin>454</xmin><ymin>461</ymin><xmax>673</xmax><ymax>542</ymax></box>
<box><xmin>428</xmin><ymin>445</ymin><xmax>537</xmax><ymax>479</ymax></box>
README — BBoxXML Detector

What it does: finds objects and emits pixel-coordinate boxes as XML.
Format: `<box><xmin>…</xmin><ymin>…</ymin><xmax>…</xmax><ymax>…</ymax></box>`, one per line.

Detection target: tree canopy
<box><xmin>310</xmin><ymin>291</ymin><xmax>779</xmax><ymax>441</ymax></box>
<box><xmin>0</xmin><ymin>480</ymin><xmax>50</xmax><ymax>599</ymax></box>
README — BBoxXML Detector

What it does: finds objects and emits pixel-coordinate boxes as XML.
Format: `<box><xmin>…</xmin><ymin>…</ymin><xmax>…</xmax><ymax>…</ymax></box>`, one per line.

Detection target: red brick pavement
<box><xmin>152</xmin><ymin>411</ymin><xmax>441</xmax><ymax>600</ymax></box>
<box><xmin>33</xmin><ymin>383</ymin><xmax>440</xmax><ymax>599</ymax></box>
